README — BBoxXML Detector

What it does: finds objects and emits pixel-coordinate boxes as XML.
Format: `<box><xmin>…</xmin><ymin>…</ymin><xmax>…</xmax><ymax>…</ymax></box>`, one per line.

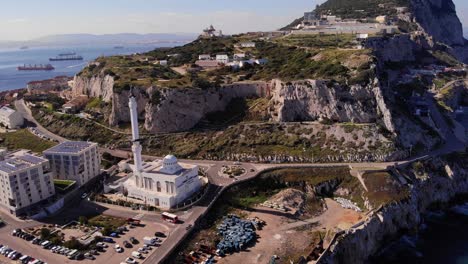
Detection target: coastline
<box><xmin>316</xmin><ymin>154</ymin><xmax>468</xmax><ymax>264</ymax></box>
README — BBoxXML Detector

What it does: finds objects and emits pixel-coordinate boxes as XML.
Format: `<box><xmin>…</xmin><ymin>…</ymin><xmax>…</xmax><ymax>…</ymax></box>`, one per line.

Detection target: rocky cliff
<box><xmin>317</xmin><ymin>155</ymin><xmax>468</xmax><ymax>264</ymax></box>
<box><xmin>72</xmin><ymin>76</ymin><xmax>394</xmax><ymax>133</ymax></box>
<box><xmin>410</xmin><ymin>0</ymin><xmax>465</xmax><ymax>47</ymax></box>
<box><xmin>269</xmin><ymin>79</ymin><xmax>378</xmax><ymax>124</ymax></box>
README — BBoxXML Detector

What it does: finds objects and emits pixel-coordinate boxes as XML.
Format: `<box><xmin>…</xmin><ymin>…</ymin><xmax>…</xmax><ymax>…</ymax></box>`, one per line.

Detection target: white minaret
<box><xmin>129</xmin><ymin>96</ymin><xmax>143</xmax><ymax>174</ymax></box>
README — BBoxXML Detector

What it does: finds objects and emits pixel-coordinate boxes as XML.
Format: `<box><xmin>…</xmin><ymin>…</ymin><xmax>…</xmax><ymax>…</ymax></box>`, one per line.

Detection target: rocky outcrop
<box><xmin>317</xmin><ymin>157</ymin><xmax>468</xmax><ymax>264</ymax></box>
<box><xmin>144</xmin><ymin>83</ymin><xmax>266</xmax><ymax>133</ymax></box>
<box><xmin>269</xmin><ymin>80</ymin><xmax>378</xmax><ymax>124</ymax></box>
<box><xmin>410</xmin><ymin>0</ymin><xmax>465</xmax><ymax>47</ymax></box>
<box><xmin>366</xmin><ymin>35</ymin><xmax>422</xmax><ymax>63</ymax></box>
<box><xmin>73</xmin><ymin>75</ymin><xmax>115</xmax><ymax>102</ymax></box>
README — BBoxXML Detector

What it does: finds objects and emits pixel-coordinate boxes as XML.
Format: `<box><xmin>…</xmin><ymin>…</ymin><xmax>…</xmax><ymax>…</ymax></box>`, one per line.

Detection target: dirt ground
<box><xmin>218</xmin><ymin>198</ymin><xmax>363</xmax><ymax>264</ymax></box>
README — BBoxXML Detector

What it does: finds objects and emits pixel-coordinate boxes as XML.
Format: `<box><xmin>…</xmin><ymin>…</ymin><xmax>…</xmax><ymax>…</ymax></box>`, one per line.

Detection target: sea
<box><xmin>0</xmin><ymin>43</ymin><xmax>175</xmax><ymax>91</ymax></box>
<box><xmin>372</xmin><ymin>203</ymin><xmax>468</xmax><ymax>264</ymax></box>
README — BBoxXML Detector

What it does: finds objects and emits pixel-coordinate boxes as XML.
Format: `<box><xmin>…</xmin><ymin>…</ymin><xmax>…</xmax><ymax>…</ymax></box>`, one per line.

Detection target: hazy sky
<box><xmin>0</xmin><ymin>0</ymin><xmax>467</xmax><ymax>41</ymax></box>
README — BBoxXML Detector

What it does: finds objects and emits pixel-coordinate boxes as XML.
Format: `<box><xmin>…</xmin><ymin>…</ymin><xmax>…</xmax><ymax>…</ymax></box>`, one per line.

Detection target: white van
<box><xmin>131</xmin><ymin>251</ymin><xmax>142</xmax><ymax>259</ymax></box>
<box><xmin>41</xmin><ymin>240</ymin><xmax>51</xmax><ymax>248</ymax></box>
<box><xmin>67</xmin><ymin>249</ymin><xmax>78</xmax><ymax>259</ymax></box>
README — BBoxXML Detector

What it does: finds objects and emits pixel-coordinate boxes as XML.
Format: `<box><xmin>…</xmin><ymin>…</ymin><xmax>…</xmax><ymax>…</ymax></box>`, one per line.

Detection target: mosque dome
<box><xmin>163</xmin><ymin>155</ymin><xmax>178</xmax><ymax>166</ymax></box>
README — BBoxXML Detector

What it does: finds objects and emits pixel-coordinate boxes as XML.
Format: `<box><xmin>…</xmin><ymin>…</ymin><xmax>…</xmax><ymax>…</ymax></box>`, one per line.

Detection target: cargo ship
<box><xmin>17</xmin><ymin>64</ymin><xmax>55</xmax><ymax>71</ymax></box>
<box><xmin>58</xmin><ymin>52</ymin><xmax>76</xmax><ymax>56</ymax></box>
<box><xmin>49</xmin><ymin>55</ymin><xmax>83</xmax><ymax>61</ymax></box>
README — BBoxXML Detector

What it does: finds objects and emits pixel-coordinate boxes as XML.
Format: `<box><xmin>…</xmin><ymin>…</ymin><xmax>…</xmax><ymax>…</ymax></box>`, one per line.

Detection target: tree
<box><xmin>63</xmin><ymin>237</ymin><xmax>84</xmax><ymax>250</ymax></box>
<box><xmin>78</xmin><ymin>216</ymin><xmax>88</xmax><ymax>225</ymax></box>
<box><xmin>101</xmin><ymin>226</ymin><xmax>112</xmax><ymax>236</ymax></box>
<box><xmin>40</xmin><ymin>228</ymin><xmax>51</xmax><ymax>240</ymax></box>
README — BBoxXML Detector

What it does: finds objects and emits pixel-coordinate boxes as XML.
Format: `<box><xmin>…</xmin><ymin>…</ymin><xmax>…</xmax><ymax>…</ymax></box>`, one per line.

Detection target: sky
<box><xmin>0</xmin><ymin>0</ymin><xmax>467</xmax><ymax>41</ymax></box>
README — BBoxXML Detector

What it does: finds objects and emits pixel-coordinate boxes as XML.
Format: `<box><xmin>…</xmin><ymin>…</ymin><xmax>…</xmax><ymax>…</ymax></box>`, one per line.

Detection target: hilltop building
<box><xmin>201</xmin><ymin>25</ymin><xmax>223</xmax><ymax>38</ymax></box>
<box><xmin>44</xmin><ymin>141</ymin><xmax>101</xmax><ymax>186</ymax></box>
<box><xmin>0</xmin><ymin>152</ymin><xmax>55</xmax><ymax>216</ymax></box>
<box><xmin>0</xmin><ymin>106</ymin><xmax>24</xmax><ymax>129</ymax></box>
<box><xmin>216</xmin><ymin>54</ymin><xmax>229</xmax><ymax>64</ymax></box>
<box><xmin>122</xmin><ymin>96</ymin><xmax>202</xmax><ymax>209</ymax></box>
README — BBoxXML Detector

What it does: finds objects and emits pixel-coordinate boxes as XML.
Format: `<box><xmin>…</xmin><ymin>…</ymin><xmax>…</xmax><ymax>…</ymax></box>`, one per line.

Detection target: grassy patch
<box><xmin>88</xmin><ymin>215</ymin><xmax>127</xmax><ymax>230</ymax></box>
<box><xmin>53</xmin><ymin>180</ymin><xmax>76</xmax><ymax>193</ymax></box>
<box><xmin>0</xmin><ymin>129</ymin><xmax>56</xmax><ymax>153</ymax></box>
<box><xmin>361</xmin><ymin>171</ymin><xmax>410</xmax><ymax>208</ymax></box>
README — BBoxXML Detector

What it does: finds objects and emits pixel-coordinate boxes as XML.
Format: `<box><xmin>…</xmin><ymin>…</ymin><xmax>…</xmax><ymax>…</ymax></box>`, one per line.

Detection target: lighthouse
<box><xmin>129</xmin><ymin>96</ymin><xmax>143</xmax><ymax>174</ymax></box>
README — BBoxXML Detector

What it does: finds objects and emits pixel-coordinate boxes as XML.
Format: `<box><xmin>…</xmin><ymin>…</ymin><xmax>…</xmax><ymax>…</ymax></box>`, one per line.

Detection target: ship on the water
<box><xmin>58</xmin><ymin>52</ymin><xmax>76</xmax><ymax>56</ymax></box>
<box><xmin>17</xmin><ymin>64</ymin><xmax>55</xmax><ymax>71</ymax></box>
<box><xmin>114</xmin><ymin>46</ymin><xmax>124</xmax><ymax>49</ymax></box>
<box><xmin>49</xmin><ymin>54</ymin><xmax>83</xmax><ymax>61</ymax></box>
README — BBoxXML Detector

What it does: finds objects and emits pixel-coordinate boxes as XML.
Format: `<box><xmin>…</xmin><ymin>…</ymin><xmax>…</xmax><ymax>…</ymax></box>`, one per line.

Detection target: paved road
<box><xmin>15</xmin><ymin>99</ymin><xmax>68</xmax><ymax>143</ymax></box>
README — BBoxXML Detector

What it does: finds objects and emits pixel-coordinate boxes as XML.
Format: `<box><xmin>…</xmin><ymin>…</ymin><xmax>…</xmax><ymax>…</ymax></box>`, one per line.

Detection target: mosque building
<box><xmin>122</xmin><ymin>96</ymin><xmax>201</xmax><ymax>209</ymax></box>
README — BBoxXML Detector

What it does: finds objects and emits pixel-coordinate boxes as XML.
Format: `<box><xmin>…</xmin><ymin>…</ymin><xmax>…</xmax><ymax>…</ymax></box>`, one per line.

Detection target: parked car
<box><xmin>123</xmin><ymin>240</ymin><xmax>132</xmax><ymax>248</ymax></box>
<box><xmin>84</xmin><ymin>253</ymin><xmax>95</xmax><ymax>260</ymax></box>
<box><xmin>131</xmin><ymin>251</ymin><xmax>142</xmax><ymax>259</ymax></box>
<box><xmin>137</xmin><ymin>248</ymin><xmax>148</xmax><ymax>254</ymax></box>
<box><xmin>110</xmin><ymin>233</ymin><xmax>118</xmax><ymax>238</ymax></box>
<box><xmin>154</xmin><ymin>232</ymin><xmax>166</xmax><ymax>238</ymax></box>
<box><xmin>81</xmin><ymin>193</ymin><xmax>88</xmax><ymax>199</ymax></box>
<box><xmin>97</xmin><ymin>242</ymin><xmax>108</xmax><ymax>248</ymax></box>
<box><xmin>114</xmin><ymin>244</ymin><xmax>123</xmax><ymax>253</ymax></box>
<box><xmin>102</xmin><ymin>238</ymin><xmax>114</xmax><ymax>243</ymax></box>
<box><xmin>88</xmin><ymin>250</ymin><xmax>98</xmax><ymax>256</ymax></box>
<box><xmin>129</xmin><ymin>237</ymin><xmax>138</xmax><ymax>244</ymax></box>
<box><xmin>125</xmin><ymin>257</ymin><xmax>137</xmax><ymax>264</ymax></box>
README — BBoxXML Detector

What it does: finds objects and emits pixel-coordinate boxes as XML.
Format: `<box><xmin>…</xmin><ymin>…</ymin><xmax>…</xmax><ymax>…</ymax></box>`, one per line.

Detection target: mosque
<box><xmin>121</xmin><ymin>96</ymin><xmax>202</xmax><ymax>209</ymax></box>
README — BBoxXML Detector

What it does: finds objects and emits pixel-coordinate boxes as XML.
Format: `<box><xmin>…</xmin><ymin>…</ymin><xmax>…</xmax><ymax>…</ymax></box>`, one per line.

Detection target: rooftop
<box><xmin>0</xmin><ymin>106</ymin><xmax>16</xmax><ymax>117</ymax></box>
<box><xmin>44</xmin><ymin>141</ymin><xmax>96</xmax><ymax>154</ymax></box>
<box><xmin>0</xmin><ymin>154</ymin><xmax>47</xmax><ymax>174</ymax></box>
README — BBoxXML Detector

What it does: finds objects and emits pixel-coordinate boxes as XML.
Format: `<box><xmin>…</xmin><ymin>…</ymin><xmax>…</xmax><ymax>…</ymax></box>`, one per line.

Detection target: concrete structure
<box><xmin>234</xmin><ymin>53</ymin><xmax>246</xmax><ymax>60</ymax></box>
<box><xmin>216</xmin><ymin>54</ymin><xmax>229</xmax><ymax>64</ymax></box>
<box><xmin>376</xmin><ymin>15</ymin><xmax>387</xmax><ymax>24</ymax></box>
<box><xmin>0</xmin><ymin>153</ymin><xmax>55</xmax><ymax>216</ymax></box>
<box><xmin>356</xmin><ymin>33</ymin><xmax>369</xmax><ymax>40</ymax></box>
<box><xmin>198</xmin><ymin>54</ymin><xmax>212</xmax><ymax>60</ymax></box>
<box><xmin>240</xmin><ymin>42</ymin><xmax>256</xmax><ymax>48</ymax></box>
<box><xmin>62</xmin><ymin>95</ymin><xmax>89</xmax><ymax>114</ymax></box>
<box><xmin>0</xmin><ymin>106</ymin><xmax>23</xmax><ymax>129</ymax></box>
<box><xmin>201</xmin><ymin>25</ymin><xmax>223</xmax><ymax>38</ymax></box>
<box><xmin>122</xmin><ymin>96</ymin><xmax>202</xmax><ymax>209</ymax></box>
<box><xmin>44</xmin><ymin>141</ymin><xmax>100</xmax><ymax>186</ymax></box>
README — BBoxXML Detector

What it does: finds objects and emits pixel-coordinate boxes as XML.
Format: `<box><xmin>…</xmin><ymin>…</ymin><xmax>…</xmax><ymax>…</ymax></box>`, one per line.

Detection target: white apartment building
<box><xmin>240</xmin><ymin>42</ymin><xmax>256</xmax><ymax>48</ymax></box>
<box><xmin>44</xmin><ymin>141</ymin><xmax>101</xmax><ymax>186</ymax></box>
<box><xmin>0</xmin><ymin>153</ymin><xmax>55</xmax><ymax>216</ymax></box>
<box><xmin>0</xmin><ymin>106</ymin><xmax>24</xmax><ymax>129</ymax></box>
<box><xmin>216</xmin><ymin>54</ymin><xmax>229</xmax><ymax>64</ymax></box>
<box><xmin>198</xmin><ymin>54</ymin><xmax>212</xmax><ymax>60</ymax></box>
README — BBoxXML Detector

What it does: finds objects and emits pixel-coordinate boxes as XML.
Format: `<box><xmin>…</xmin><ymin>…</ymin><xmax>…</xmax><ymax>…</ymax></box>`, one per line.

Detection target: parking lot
<box><xmin>0</xmin><ymin>207</ymin><xmax>177</xmax><ymax>264</ymax></box>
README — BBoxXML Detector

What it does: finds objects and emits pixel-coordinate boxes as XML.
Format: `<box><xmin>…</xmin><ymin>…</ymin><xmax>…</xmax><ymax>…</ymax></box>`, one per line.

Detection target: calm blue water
<box><xmin>0</xmin><ymin>44</ymin><xmax>174</xmax><ymax>91</ymax></box>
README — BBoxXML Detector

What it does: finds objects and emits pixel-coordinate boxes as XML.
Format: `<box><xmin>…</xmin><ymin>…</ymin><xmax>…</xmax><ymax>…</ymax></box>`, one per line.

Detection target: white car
<box><xmin>125</xmin><ymin>257</ymin><xmax>137</xmax><ymax>264</ymax></box>
<box><xmin>97</xmin><ymin>242</ymin><xmax>108</xmax><ymax>248</ymax></box>
<box><xmin>114</xmin><ymin>244</ymin><xmax>123</xmax><ymax>253</ymax></box>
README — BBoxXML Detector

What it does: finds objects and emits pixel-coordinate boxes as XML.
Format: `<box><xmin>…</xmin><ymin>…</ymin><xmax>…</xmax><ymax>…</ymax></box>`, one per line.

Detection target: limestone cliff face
<box><xmin>144</xmin><ymin>83</ymin><xmax>266</xmax><ymax>133</ymax></box>
<box><xmin>317</xmin><ymin>158</ymin><xmax>468</xmax><ymax>264</ymax></box>
<box><xmin>269</xmin><ymin>79</ymin><xmax>378</xmax><ymax>124</ymax></box>
<box><xmin>73</xmin><ymin>75</ymin><xmax>115</xmax><ymax>102</ymax></box>
<box><xmin>410</xmin><ymin>0</ymin><xmax>465</xmax><ymax>47</ymax></box>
